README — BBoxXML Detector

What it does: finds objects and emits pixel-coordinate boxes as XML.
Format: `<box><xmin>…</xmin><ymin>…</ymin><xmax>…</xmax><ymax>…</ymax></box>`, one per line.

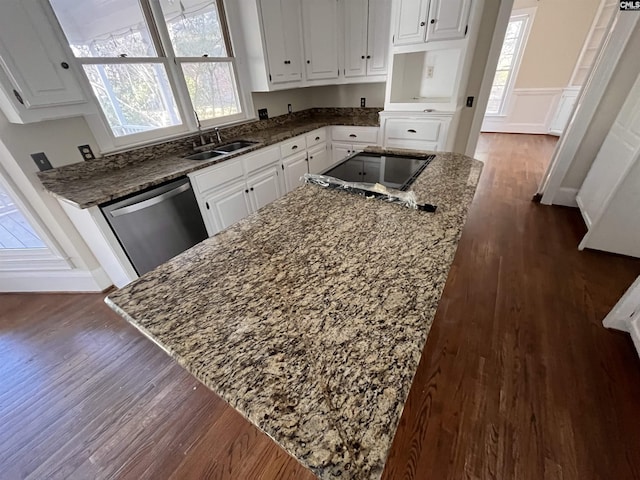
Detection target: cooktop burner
<box><xmin>323</xmin><ymin>152</ymin><xmax>435</xmax><ymax>191</ymax></box>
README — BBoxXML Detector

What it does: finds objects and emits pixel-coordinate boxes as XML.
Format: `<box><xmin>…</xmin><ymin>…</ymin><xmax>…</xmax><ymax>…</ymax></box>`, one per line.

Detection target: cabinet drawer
<box><xmin>305</xmin><ymin>128</ymin><xmax>326</xmax><ymax>148</ymax></box>
<box><xmin>385</xmin><ymin>118</ymin><xmax>442</xmax><ymax>142</ymax></box>
<box><xmin>280</xmin><ymin>135</ymin><xmax>307</xmax><ymax>158</ymax></box>
<box><xmin>386</xmin><ymin>138</ymin><xmax>439</xmax><ymax>152</ymax></box>
<box><xmin>331</xmin><ymin>126</ymin><xmax>378</xmax><ymax>144</ymax></box>
<box><xmin>191</xmin><ymin>158</ymin><xmax>244</xmax><ymax>194</ymax></box>
<box><xmin>242</xmin><ymin>145</ymin><xmax>280</xmax><ymax>175</ymax></box>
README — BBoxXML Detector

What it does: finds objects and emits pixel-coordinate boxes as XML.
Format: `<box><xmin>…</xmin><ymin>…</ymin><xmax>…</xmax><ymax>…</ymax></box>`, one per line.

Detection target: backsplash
<box><xmin>104</xmin><ymin>107</ymin><xmax>380</xmax><ymax>166</ymax></box>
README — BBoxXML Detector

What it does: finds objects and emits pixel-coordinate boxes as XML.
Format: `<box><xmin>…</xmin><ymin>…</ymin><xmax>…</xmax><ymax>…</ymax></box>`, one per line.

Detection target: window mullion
<box><xmin>147</xmin><ymin>0</ymin><xmax>198</xmax><ymax>131</ymax></box>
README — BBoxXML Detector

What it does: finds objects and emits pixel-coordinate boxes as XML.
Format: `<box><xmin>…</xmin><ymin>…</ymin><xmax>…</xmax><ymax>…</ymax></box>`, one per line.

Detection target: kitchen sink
<box><xmin>214</xmin><ymin>140</ymin><xmax>258</xmax><ymax>153</ymax></box>
<box><xmin>184</xmin><ymin>150</ymin><xmax>227</xmax><ymax>161</ymax></box>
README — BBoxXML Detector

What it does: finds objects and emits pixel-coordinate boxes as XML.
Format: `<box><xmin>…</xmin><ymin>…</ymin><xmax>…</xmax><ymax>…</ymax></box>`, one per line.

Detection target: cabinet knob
<box><xmin>420</xmin><ymin>21</ymin><xmax>426</xmax><ymax>26</ymax></box>
<box><xmin>309</xmin><ymin>156</ymin><xmax>313</xmax><ymax>160</ymax></box>
<box><xmin>315</xmin><ymin>136</ymin><xmax>320</xmax><ymax>141</ymax></box>
<box><xmin>361</xmin><ymin>55</ymin><xmax>365</xmax><ymax>59</ymax></box>
<box><xmin>430</xmin><ymin>18</ymin><xmax>436</xmax><ymax>24</ymax></box>
<box><xmin>366</xmin><ymin>55</ymin><xmax>371</xmax><ymax>59</ymax></box>
<box><xmin>60</xmin><ymin>62</ymin><xmax>69</xmax><ymax>69</ymax></box>
<box><xmin>245</xmin><ymin>189</ymin><xmax>249</xmax><ymax>193</ymax></box>
<box><xmin>306</xmin><ymin>60</ymin><xmax>310</xmax><ymax>64</ymax></box>
<box><xmin>250</xmin><ymin>187</ymin><xmax>254</xmax><ymax>191</ymax></box>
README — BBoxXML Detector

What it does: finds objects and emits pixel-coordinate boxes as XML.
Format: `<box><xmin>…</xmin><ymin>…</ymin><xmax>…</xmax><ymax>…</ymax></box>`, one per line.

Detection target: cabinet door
<box><xmin>261</xmin><ymin>0</ymin><xmax>303</xmax><ymax>84</ymax></box>
<box><xmin>331</xmin><ymin>142</ymin><xmax>353</xmax><ymax>166</ymax></box>
<box><xmin>301</xmin><ymin>0</ymin><xmax>339</xmax><ymax>80</ymax></box>
<box><xmin>394</xmin><ymin>0</ymin><xmax>429</xmax><ymax>45</ymax></box>
<box><xmin>0</xmin><ymin>1</ymin><xmax>86</xmax><ymax>109</ymax></box>
<box><xmin>204</xmin><ymin>182</ymin><xmax>252</xmax><ymax>232</ymax></box>
<box><xmin>247</xmin><ymin>167</ymin><xmax>282</xmax><ymax>212</ymax></box>
<box><xmin>367</xmin><ymin>0</ymin><xmax>392</xmax><ymax>76</ymax></box>
<box><xmin>282</xmin><ymin>151</ymin><xmax>309</xmax><ymax>192</ymax></box>
<box><xmin>343</xmin><ymin>0</ymin><xmax>368</xmax><ymax>78</ymax></box>
<box><xmin>426</xmin><ymin>0</ymin><xmax>471</xmax><ymax>42</ymax></box>
<box><xmin>308</xmin><ymin>143</ymin><xmax>330</xmax><ymax>174</ymax></box>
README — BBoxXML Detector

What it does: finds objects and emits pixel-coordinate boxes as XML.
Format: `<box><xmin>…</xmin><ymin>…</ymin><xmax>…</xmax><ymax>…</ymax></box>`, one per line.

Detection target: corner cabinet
<box><xmin>0</xmin><ymin>0</ymin><xmax>94</xmax><ymax>123</ymax></box>
<box><xmin>394</xmin><ymin>0</ymin><xmax>471</xmax><ymax>46</ymax></box>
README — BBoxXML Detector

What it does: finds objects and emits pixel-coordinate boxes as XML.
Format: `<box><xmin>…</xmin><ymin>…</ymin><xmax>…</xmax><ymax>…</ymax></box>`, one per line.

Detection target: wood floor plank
<box><xmin>1</xmin><ymin>133</ymin><xmax>640</xmax><ymax>479</ymax></box>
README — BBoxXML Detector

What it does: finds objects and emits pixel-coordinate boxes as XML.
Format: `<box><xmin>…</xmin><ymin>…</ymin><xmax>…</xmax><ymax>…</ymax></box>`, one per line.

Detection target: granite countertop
<box><xmin>38</xmin><ymin>109</ymin><xmax>380</xmax><ymax>209</ymax></box>
<box><xmin>105</xmin><ymin>149</ymin><xmax>483</xmax><ymax>479</ymax></box>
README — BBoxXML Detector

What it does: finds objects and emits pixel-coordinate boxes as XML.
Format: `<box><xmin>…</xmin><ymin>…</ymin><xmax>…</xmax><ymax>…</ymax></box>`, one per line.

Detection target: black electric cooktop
<box><xmin>323</xmin><ymin>152</ymin><xmax>435</xmax><ymax>191</ymax></box>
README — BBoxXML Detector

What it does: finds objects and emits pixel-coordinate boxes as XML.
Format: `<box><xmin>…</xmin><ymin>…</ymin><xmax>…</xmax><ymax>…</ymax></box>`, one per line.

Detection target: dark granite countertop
<box><xmin>38</xmin><ymin>109</ymin><xmax>380</xmax><ymax>209</ymax></box>
<box><xmin>105</xmin><ymin>149</ymin><xmax>483</xmax><ymax>479</ymax></box>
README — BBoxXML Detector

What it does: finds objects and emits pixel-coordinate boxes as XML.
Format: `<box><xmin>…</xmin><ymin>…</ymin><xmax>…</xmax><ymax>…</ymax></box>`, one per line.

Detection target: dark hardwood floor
<box><xmin>2</xmin><ymin>133</ymin><xmax>640</xmax><ymax>479</ymax></box>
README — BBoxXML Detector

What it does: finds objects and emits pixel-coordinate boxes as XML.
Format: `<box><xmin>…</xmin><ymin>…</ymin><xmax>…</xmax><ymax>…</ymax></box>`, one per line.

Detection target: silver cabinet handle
<box><xmin>109</xmin><ymin>183</ymin><xmax>191</xmax><ymax>217</ymax></box>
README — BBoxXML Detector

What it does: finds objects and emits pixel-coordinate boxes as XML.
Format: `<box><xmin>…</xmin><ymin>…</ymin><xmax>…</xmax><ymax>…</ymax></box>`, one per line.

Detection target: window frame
<box><xmin>46</xmin><ymin>0</ymin><xmax>251</xmax><ymax>152</ymax></box>
<box><xmin>485</xmin><ymin>7</ymin><xmax>536</xmax><ymax>117</ymax></box>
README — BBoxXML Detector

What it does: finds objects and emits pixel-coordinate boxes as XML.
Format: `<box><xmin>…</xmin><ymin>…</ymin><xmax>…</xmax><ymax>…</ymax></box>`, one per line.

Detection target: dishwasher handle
<box><xmin>109</xmin><ymin>182</ymin><xmax>191</xmax><ymax>218</ymax></box>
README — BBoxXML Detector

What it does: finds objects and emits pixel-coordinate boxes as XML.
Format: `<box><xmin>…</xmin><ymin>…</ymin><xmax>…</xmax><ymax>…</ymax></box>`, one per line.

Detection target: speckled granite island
<box><xmin>105</xmin><ymin>147</ymin><xmax>482</xmax><ymax>479</ymax></box>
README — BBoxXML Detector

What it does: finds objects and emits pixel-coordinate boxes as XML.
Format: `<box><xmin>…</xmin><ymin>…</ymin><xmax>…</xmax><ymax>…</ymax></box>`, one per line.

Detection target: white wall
<box><xmin>0</xmin><ymin>108</ymin><xmax>110</xmax><ymax>290</ymax></box>
<box><xmin>482</xmin><ymin>0</ymin><xmax>601</xmax><ymax>134</ymax></box>
<box><xmin>251</xmin><ymin>83</ymin><xmax>386</xmax><ymax>117</ymax></box>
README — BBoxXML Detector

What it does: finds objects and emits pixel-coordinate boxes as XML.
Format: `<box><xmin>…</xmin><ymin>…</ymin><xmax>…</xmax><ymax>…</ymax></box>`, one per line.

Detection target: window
<box><xmin>0</xmin><ymin>182</ymin><xmax>45</xmax><ymax>250</ymax></box>
<box><xmin>486</xmin><ymin>11</ymin><xmax>532</xmax><ymax>116</ymax></box>
<box><xmin>48</xmin><ymin>0</ymin><xmax>244</xmax><ymax>145</ymax></box>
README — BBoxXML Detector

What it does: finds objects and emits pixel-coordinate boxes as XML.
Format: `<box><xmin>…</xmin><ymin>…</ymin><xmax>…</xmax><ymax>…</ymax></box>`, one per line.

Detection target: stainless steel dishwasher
<box><xmin>101</xmin><ymin>177</ymin><xmax>208</xmax><ymax>276</ymax></box>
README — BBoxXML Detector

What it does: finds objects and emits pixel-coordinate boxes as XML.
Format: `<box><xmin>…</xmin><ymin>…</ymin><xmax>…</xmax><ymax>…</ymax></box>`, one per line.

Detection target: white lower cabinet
<box><xmin>380</xmin><ymin>113</ymin><xmax>452</xmax><ymax>151</ymax></box>
<box><xmin>247</xmin><ymin>166</ymin><xmax>282</xmax><ymax>211</ymax></box>
<box><xmin>308</xmin><ymin>143</ymin><xmax>330</xmax><ymax>174</ymax></box>
<box><xmin>203</xmin><ymin>181</ymin><xmax>252</xmax><ymax>233</ymax></box>
<box><xmin>331</xmin><ymin>142</ymin><xmax>360</xmax><ymax>165</ymax></box>
<box><xmin>330</xmin><ymin>126</ymin><xmax>379</xmax><ymax>165</ymax></box>
<box><xmin>189</xmin><ymin>147</ymin><xmax>284</xmax><ymax>236</ymax></box>
<box><xmin>282</xmin><ymin>150</ymin><xmax>309</xmax><ymax>192</ymax></box>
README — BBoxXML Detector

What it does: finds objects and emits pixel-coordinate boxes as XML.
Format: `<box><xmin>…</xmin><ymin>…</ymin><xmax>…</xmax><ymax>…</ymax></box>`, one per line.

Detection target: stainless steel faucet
<box><xmin>214</xmin><ymin>127</ymin><xmax>222</xmax><ymax>144</ymax></box>
<box><xmin>194</xmin><ymin>111</ymin><xmax>206</xmax><ymax>146</ymax></box>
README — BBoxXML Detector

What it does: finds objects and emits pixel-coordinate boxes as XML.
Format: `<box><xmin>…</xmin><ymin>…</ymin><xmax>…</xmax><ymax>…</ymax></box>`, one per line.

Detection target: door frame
<box><xmin>464</xmin><ymin>0</ymin><xmax>515</xmax><ymax>156</ymax></box>
<box><xmin>538</xmin><ymin>12</ymin><xmax>639</xmax><ymax>204</ymax></box>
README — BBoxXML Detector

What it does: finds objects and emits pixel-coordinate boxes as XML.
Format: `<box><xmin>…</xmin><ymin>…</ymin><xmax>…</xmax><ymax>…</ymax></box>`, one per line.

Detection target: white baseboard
<box><xmin>482</xmin><ymin>88</ymin><xmax>562</xmax><ymax>134</ymax></box>
<box><xmin>552</xmin><ymin>187</ymin><xmax>579</xmax><ymax>207</ymax></box>
<box><xmin>0</xmin><ymin>267</ymin><xmax>112</xmax><ymax>293</ymax></box>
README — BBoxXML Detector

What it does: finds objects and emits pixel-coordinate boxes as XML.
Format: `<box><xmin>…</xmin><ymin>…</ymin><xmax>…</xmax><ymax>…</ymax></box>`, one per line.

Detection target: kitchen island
<box><xmin>106</xmin><ymin>149</ymin><xmax>482</xmax><ymax>479</ymax></box>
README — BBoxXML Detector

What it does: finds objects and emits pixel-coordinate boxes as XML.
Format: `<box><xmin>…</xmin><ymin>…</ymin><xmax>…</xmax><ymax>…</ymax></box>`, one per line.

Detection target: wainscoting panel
<box><xmin>482</xmin><ymin>88</ymin><xmax>562</xmax><ymax>134</ymax></box>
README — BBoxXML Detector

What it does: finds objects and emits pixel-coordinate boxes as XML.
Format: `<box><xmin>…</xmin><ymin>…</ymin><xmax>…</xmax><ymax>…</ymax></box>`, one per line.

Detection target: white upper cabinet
<box><xmin>260</xmin><ymin>0</ymin><xmax>304</xmax><ymax>84</ymax></box>
<box><xmin>426</xmin><ymin>0</ymin><xmax>471</xmax><ymax>42</ymax></box>
<box><xmin>394</xmin><ymin>0</ymin><xmax>471</xmax><ymax>45</ymax></box>
<box><xmin>0</xmin><ymin>0</ymin><xmax>91</xmax><ymax>123</ymax></box>
<box><xmin>301</xmin><ymin>0</ymin><xmax>339</xmax><ymax>80</ymax></box>
<box><xmin>394</xmin><ymin>0</ymin><xmax>429</xmax><ymax>45</ymax></box>
<box><xmin>343</xmin><ymin>0</ymin><xmax>369</xmax><ymax>78</ymax></box>
<box><xmin>343</xmin><ymin>0</ymin><xmax>391</xmax><ymax>79</ymax></box>
<box><xmin>366</xmin><ymin>0</ymin><xmax>392</xmax><ymax>76</ymax></box>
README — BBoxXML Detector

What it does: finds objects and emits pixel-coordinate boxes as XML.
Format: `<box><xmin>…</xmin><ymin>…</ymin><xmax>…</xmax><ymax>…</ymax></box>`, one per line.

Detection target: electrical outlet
<box><xmin>426</xmin><ymin>66</ymin><xmax>435</xmax><ymax>79</ymax></box>
<box><xmin>258</xmin><ymin>108</ymin><xmax>269</xmax><ymax>120</ymax></box>
<box><xmin>287</xmin><ymin>103</ymin><xmax>292</xmax><ymax>114</ymax></box>
<box><xmin>78</xmin><ymin>144</ymin><xmax>95</xmax><ymax>161</ymax></box>
<box><xmin>360</xmin><ymin>97</ymin><xmax>366</xmax><ymax>108</ymax></box>
<box><xmin>31</xmin><ymin>152</ymin><xmax>52</xmax><ymax>172</ymax></box>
